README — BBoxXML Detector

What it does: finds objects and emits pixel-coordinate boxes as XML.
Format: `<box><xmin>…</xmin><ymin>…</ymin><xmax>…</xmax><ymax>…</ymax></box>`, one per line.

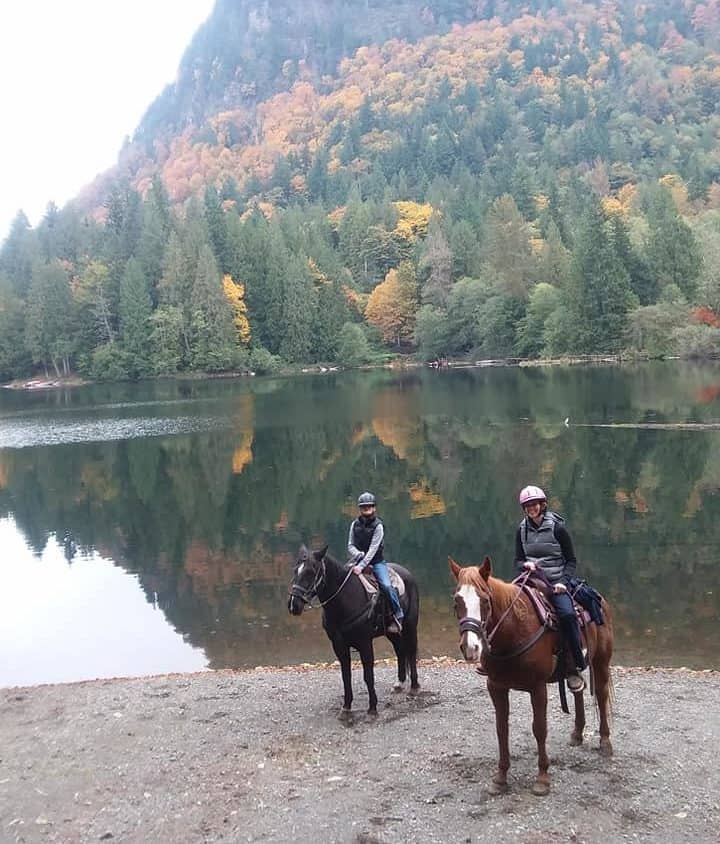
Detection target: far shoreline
<box><xmin>0</xmin><ymin>352</ymin><xmax>668</xmax><ymax>392</ymax></box>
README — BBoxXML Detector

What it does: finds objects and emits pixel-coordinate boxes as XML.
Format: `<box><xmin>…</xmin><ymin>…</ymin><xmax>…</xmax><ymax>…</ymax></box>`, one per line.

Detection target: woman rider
<box><xmin>515</xmin><ymin>485</ymin><xmax>586</xmax><ymax>692</ymax></box>
<box><xmin>348</xmin><ymin>491</ymin><xmax>404</xmax><ymax>633</ymax></box>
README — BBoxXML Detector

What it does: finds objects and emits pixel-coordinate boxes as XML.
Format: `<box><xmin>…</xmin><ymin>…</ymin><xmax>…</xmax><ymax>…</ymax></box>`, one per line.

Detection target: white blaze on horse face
<box><xmin>297</xmin><ymin>562</ymin><xmax>304</xmax><ymax>577</ymax></box>
<box><xmin>458</xmin><ymin>583</ymin><xmax>483</xmax><ymax>662</ymax></box>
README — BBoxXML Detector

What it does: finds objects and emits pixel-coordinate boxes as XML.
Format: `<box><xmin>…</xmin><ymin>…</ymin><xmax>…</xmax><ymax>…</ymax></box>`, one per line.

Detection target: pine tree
<box><xmin>645</xmin><ymin>185</ymin><xmax>701</xmax><ymax>299</ymax></box>
<box><xmin>0</xmin><ymin>211</ymin><xmax>36</xmax><ymax>297</ymax></box>
<box><xmin>119</xmin><ymin>257</ymin><xmax>153</xmax><ymax>377</ymax></box>
<box><xmin>26</xmin><ymin>261</ymin><xmax>75</xmax><ymax>377</ymax></box>
<box><xmin>0</xmin><ymin>278</ymin><xmax>29</xmax><ymax>380</ymax></box>
<box><xmin>137</xmin><ymin>183</ymin><xmax>172</xmax><ymax>302</ymax></box>
<box><xmin>279</xmin><ymin>255</ymin><xmax>314</xmax><ymax>363</ymax></box>
<box><xmin>566</xmin><ymin>202</ymin><xmax>635</xmax><ymax>353</ymax></box>
<box><xmin>190</xmin><ymin>244</ymin><xmax>236</xmax><ymax>370</ymax></box>
<box><xmin>204</xmin><ymin>185</ymin><xmax>231</xmax><ymax>272</ymax></box>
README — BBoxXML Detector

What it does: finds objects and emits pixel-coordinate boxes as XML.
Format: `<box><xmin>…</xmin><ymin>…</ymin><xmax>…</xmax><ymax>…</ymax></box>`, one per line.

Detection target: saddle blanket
<box><xmin>357</xmin><ymin>566</ymin><xmax>405</xmax><ymax>598</ymax></box>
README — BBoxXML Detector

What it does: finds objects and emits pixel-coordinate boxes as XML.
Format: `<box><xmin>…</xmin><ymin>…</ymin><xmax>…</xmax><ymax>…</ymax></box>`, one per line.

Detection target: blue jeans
<box><xmin>372</xmin><ymin>560</ymin><xmax>403</xmax><ymax>619</ymax></box>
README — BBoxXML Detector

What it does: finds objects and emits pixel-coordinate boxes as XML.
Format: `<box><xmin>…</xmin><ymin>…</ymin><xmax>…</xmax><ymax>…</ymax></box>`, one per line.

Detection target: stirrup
<box><xmin>387</xmin><ymin>616</ymin><xmax>402</xmax><ymax>634</ymax></box>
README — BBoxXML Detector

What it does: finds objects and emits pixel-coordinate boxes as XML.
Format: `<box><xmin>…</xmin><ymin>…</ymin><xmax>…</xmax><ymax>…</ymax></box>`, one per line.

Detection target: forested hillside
<box><xmin>1</xmin><ymin>0</ymin><xmax>720</xmax><ymax>381</ymax></box>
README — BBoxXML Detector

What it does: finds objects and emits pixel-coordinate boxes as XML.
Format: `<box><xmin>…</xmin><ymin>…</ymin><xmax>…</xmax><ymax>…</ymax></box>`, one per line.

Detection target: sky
<box><xmin>0</xmin><ymin>0</ymin><xmax>216</xmax><ymax>243</ymax></box>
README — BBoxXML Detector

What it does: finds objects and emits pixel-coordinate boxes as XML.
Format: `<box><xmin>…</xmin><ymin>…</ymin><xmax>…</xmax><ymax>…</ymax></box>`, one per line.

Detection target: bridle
<box><xmin>457</xmin><ymin>570</ymin><xmax>546</xmax><ymax>660</ymax></box>
<box><xmin>290</xmin><ymin>557</ymin><xmax>353</xmax><ymax>610</ymax></box>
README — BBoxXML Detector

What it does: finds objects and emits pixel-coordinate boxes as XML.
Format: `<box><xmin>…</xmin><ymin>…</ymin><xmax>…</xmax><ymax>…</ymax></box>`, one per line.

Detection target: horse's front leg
<box><xmin>358</xmin><ymin>640</ymin><xmax>378</xmax><ymax>715</ymax></box>
<box><xmin>487</xmin><ymin>682</ymin><xmax>510</xmax><ymax>794</ymax></box>
<box><xmin>331</xmin><ymin>636</ymin><xmax>353</xmax><ymax>719</ymax></box>
<box><xmin>529</xmin><ymin>684</ymin><xmax>550</xmax><ymax>796</ymax></box>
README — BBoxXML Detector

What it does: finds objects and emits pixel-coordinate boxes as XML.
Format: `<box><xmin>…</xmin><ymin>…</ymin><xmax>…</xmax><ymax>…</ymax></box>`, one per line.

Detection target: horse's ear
<box><xmin>299</xmin><ymin>543</ymin><xmax>308</xmax><ymax>556</ymax></box>
<box><xmin>314</xmin><ymin>544</ymin><xmax>328</xmax><ymax>561</ymax></box>
<box><xmin>479</xmin><ymin>555</ymin><xmax>492</xmax><ymax>580</ymax></box>
<box><xmin>448</xmin><ymin>556</ymin><xmax>462</xmax><ymax>581</ymax></box>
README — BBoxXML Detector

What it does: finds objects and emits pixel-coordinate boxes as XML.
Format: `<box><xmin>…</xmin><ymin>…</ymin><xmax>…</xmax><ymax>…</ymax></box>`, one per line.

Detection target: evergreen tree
<box><xmin>137</xmin><ymin>183</ymin><xmax>171</xmax><ymax>301</ymax></box>
<box><xmin>645</xmin><ymin>185</ymin><xmax>701</xmax><ymax>300</ymax></box>
<box><xmin>119</xmin><ymin>257</ymin><xmax>153</xmax><ymax>377</ymax></box>
<box><xmin>0</xmin><ymin>278</ymin><xmax>29</xmax><ymax>380</ymax></box>
<box><xmin>204</xmin><ymin>185</ymin><xmax>231</xmax><ymax>272</ymax></box>
<box><xmin>158</xmin><ymin>231</ymin><xmax>195</xmax><ymax>365</ymax></box>
<box><xmin>610</xmin><ymin>214</ymin><xmax>657</xmax><ymax>305</ymax></box>
<box><xmin>150</xmin><ymin>306</ymin><xmax>184</xmax><ymax>374</ymax></box>
<box><xmin>190</xmin><ymin>244</ymin><xmax>236</xmax><ymax>370</ymax></box>
<box><xmin>566</xmin><ymin>202</ymin><xmax>635</xmax><ymax>353</ymax></box>
<box><xmin>312</xmin><ymin>281</ymin><xmax>349</xmax><ymax>362</ymax></box>
<box><xmin>0</xmin><ymin>211</ymin><xmax>36</xmax><ymax>297</ymax></box>
<box><xmin>279</xmin><ymin>256</ymin><xmax>314</xmax><ymax>363</ymax></box>
<box><xmin>26</xmin><ymin>261</ymin><xmax>75</xmax><ymax>376</ymax></box>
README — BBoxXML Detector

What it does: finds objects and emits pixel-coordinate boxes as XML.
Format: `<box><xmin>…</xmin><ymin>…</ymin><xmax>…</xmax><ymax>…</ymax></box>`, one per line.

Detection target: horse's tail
<box><xmin>403</xmin><ymin>577</ymin><xmax>420</xmax><ymax>668</ymax></box>
<box><xmin>592</xmin><ymin>598</ymin><xmax>615</xmax><ymax>723</ymax></box>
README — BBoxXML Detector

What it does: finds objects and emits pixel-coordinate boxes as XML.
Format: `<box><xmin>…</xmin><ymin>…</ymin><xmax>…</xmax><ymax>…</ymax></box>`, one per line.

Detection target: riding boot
<box><xmin>560</xmin><ymin>616</ymin><xmax>586</xmax><ymax>672</ymax></box>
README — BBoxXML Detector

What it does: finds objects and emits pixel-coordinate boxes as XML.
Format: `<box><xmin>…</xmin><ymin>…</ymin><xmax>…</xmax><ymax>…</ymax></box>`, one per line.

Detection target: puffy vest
<box><xmin>352</xmin><ymin>516</ymin><xmax>384</xmax><ymax>566</ymax></box>
<box><xmin>520</xmin><ymin>511</ymin><xmax>566</xmax><ymax>583</ymax></box>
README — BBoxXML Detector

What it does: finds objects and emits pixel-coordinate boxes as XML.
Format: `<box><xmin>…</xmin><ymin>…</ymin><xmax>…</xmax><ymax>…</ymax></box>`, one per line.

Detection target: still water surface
<box><xmin>1</xmin><ymin>363</ymin><xmax>719</xmax><ymax>686</ymax></box>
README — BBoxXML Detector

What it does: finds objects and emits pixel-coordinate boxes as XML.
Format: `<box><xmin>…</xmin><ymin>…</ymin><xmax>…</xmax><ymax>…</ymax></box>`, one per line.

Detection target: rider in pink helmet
<box><xmin>515</xmin><ymin>484</ymin><xmax>587</xmax><ymax>693</ymax></box>
<box><xmin>518</xmin><ymin>485</ymin><xmax>546</xmax><ymax>506</ymax></box>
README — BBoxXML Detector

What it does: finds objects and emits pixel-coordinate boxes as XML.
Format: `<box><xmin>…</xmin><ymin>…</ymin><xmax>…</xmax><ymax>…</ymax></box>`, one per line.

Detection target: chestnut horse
<box><xmin>450</xmin><ymin>556</ymin><xmax>613</xmax><ymax>796</ymax></box>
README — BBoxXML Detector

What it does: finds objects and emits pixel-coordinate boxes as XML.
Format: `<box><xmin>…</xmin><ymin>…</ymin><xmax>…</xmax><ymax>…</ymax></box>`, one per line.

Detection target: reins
<box><xmin>290</xmin><ymin>559</ymin><xmax>354</xmax><ymax>610</ymax></box>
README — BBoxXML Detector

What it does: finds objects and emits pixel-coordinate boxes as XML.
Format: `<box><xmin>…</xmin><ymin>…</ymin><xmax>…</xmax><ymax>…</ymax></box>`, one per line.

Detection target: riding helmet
<box><xmin>518</xmin><ymin>485</ymin><xmax>546</xmax><ymax>506</ymax></box>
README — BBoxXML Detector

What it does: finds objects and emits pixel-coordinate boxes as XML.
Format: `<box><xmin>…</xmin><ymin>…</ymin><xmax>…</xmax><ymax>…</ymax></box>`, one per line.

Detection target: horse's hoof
<box><xmin>408</xmin><ymin>684</ymin><xmax>420</xmax><ymax>696</ymax></box>
<box><xmin>599</xmin><ymin>740</ymin><xmax>613</xmax><ymax>758</ymax></box>
<box><xmin>338</xmin><ymin>708</ymin><xmax>352</xmax><ymax>722</ymax></box>
<box><xmin>569</xmin><ymin>732</ymin><xmax>584</xmax><ymax>747</ymax></box>
<box><xmin>367</xmin><ymin>707</ymin><xmax>378</xmax><ymax>718</ymax></box>
<box><xmin>488</xmin><ymin>780</ymin><xmax>508</xmax><ymax>797</ymax></box>
<box><xmin>531</xmin><ymin>778</ymin><xmax>550</xmax><ymax>797</ymax></box>
<box><xmin>392</xmin><ymin>681</ymin><xmax>405</xmax><ymax>693</ymax></box>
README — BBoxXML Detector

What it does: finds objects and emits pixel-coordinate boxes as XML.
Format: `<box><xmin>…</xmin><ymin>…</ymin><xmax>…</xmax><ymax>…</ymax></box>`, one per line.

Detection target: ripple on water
<box><xmin>0</xmin><ymin>416</ymin><xmax>230</xmax><ymax>449</ymax></box>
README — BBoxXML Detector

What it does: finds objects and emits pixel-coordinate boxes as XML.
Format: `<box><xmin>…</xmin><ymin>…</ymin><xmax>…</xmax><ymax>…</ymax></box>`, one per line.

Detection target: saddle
<box><xmin>518</xmin><ymin>574</ymin><xmax>601</xmax><ymax>631</ymax></box>
<box><xmin>357</xmin><ymin>566</ymin><xmax>405</xmax><ymax>598</ymax></box>
<box><xmin>356</xmin><ymin>565</ymin><xmax>405</xmax><ymax>634</ymax></box>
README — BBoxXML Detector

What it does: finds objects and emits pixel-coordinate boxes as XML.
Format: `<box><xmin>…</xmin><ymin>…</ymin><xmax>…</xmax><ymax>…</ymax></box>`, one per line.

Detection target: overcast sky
<box><xmin>0</xmin><ymin>0</ymin><xmax>216</xmax><ymax>243</ymax></box>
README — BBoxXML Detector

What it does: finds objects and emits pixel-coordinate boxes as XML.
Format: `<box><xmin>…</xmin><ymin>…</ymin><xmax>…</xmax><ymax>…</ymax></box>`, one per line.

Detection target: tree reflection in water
<box><xmin>1</xmin><ymin>362</ymin><xmax>719</xmax><ymax>682</ymax></box>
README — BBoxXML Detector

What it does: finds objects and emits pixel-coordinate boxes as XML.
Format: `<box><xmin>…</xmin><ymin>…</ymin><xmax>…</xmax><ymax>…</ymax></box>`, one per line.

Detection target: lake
<box><xmin>1</xmin><ymin>362</ymin><xmax>719</xmax><ymax>687</ymax></box>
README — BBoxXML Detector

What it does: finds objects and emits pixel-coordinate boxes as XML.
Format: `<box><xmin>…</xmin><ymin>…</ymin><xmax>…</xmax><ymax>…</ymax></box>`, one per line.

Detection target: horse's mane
<box><xmin>317</xmin><ymin>548</ymin><xmax>345</xmax><ymax>572</ymax></box>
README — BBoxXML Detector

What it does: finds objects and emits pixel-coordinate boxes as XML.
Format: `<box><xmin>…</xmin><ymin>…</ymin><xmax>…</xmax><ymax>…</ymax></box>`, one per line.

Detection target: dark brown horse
<box><xmin>450</xmin><ymin>556</ymin><xmax>613</xmax><ymax>796</ymax></box>
<box><xmin>288</xmin><ymin>545</ymin><xmax>420</xmax><ymax>718</ymax></box>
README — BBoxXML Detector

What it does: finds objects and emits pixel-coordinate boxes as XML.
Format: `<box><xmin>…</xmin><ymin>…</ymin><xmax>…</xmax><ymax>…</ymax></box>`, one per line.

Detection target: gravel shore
<box><xmin>2</xmin><ymin>660</ymin><xmax>718</xmax><ymax>844</ymax></box>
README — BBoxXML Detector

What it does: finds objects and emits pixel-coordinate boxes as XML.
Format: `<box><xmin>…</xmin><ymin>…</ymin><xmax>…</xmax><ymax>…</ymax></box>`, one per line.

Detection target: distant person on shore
<box><xmin>348</xmin><ymin>491</ymin><xmax>404</xmax><ymax>633</ymax></box>
<box><xmin>514</xmin><ymin>485</ymin><xmax>586</xmax><ymax>692</ymax></box>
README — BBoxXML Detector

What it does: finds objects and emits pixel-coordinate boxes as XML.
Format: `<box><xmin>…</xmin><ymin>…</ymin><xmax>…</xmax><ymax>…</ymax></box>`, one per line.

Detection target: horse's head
<box><xmin>288</xmin><ymin>544</ymin><xmax>328</xmax><ymax>615</ymax></box>
<box><xmin>449</xmin><ymin>555</ymin><xmax>492</xmax><ymax>663</ymax></box>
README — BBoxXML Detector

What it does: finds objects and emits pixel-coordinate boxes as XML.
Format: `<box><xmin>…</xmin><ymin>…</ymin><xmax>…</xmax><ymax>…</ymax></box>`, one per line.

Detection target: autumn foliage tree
<box><xmin>365</xmin><ymin>261</ymin><xmax>419</xmax><ymax>347</ymax></box>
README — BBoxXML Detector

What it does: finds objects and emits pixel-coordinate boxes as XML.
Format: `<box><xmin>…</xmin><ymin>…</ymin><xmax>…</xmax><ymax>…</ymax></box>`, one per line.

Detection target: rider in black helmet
<box><xmin>348</xmin><ymin>492</ymin><xmax>404</xmax><ymax>633</ymax></box>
